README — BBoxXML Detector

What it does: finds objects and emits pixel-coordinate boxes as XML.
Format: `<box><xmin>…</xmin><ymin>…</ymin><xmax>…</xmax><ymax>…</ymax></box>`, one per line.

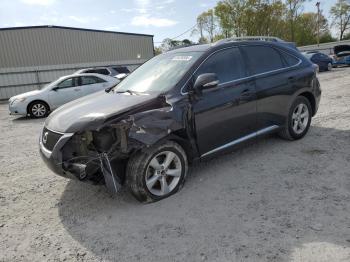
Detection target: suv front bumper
<box><xmin>39</xmin><ymin>128</ymin><xmax>76</xmax><ymax>179</ymax></box>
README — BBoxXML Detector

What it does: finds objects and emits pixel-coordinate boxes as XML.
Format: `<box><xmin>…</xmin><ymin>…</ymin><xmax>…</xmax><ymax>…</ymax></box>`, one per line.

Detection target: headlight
<box><xmin>11</xmin><ymin>97</ymin><xmax>26</xmax><ymax>105</ymax></box>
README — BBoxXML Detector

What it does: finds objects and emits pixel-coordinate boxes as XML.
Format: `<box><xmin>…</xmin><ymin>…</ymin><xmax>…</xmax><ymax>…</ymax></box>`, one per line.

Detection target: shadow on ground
<box><xmin>58</xmin><ymin>125</ymin><xmax>350</xmax><ymax>261</ymax></box>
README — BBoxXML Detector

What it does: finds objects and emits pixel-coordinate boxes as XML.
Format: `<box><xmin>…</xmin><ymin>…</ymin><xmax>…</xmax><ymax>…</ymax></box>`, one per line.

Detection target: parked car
<box><xmin>39</xmin><ymin>39</ymin><xmax>321</xmax><ymax>203</ymax></box>
<box><xmin>333</xmin><ymin>56</ymin><xmax>350</xmax><ymax>67</ymax></box>
<box><xmin>302</xmin><ymin>51</ymin><xmax>333</xmax><ymax>71</ymax></box>
<box><xmin>332</xmin><ymin>45</ymin><xmax>350</xmax><ymax>67</ymax></box>
<box><xmin>9</xmin><ymin>74</ymin><xmax>119</xmax><ymax>118</ymax></box>
<box><xmin>75</xmin><ymin>66</ymin><xmax>130</xmax><ymax>77</ymax></box>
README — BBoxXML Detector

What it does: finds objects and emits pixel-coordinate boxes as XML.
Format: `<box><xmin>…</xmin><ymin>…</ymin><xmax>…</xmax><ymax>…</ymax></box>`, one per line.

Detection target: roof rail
<box><xmin>214</xmin><ymin>36</ymin><xmax>298</xmax><ymax>50</ymax></box>
<box><xmin>214</xmin><ymin>36</ymin><xmax>286</xmax><ymax>45</ymax></box>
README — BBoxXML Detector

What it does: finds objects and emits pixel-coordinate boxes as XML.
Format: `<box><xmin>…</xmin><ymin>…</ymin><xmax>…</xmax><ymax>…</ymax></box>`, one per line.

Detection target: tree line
<box><xmin>157</xmin><ymin>0</ymin><xmax>350</xmax><ymax>53</ymax></box>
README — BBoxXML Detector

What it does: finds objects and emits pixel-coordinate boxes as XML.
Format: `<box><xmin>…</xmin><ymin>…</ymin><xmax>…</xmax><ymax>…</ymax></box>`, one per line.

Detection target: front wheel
<box><xmin>126</xmin><ymin>141</ymin><xmax>188</xmax><ymax>203</ymax></box>
<box><xmin>279</xmin><ymin>96</ymin><xmax>312</xmax><ymax>141</ymax></box>
<box><xmin>28</xmin><ymin>101</ymin><xmax>49</xmax><ymax>118</ymax></box>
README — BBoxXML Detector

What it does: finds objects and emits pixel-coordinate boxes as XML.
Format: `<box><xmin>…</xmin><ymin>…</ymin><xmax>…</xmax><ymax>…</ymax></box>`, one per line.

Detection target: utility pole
<box><xmin>316</xmin><ymin>2</ymin><xmax>320</xmax><ymax>47</ymax></box>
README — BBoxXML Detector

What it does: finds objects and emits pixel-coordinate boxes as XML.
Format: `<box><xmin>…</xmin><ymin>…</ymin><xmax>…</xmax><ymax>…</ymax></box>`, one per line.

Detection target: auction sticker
<box><xmin>172</xmin><ymin>56</ymin><xmax>193</xmax><ymax>61</ymax></box>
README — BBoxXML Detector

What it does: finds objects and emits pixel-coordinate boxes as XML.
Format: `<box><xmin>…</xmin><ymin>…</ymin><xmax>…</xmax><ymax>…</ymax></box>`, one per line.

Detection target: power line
<box><xmin>154</xmin><ymin>24</ymin><xmax>197</xmax><ymax>43</ymax></box>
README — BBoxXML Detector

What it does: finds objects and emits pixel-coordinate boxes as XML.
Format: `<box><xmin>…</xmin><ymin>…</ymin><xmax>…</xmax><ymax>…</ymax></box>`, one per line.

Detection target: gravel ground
<box><xmin>1</xmin><ymin>68</ymin><xmax>350</xmax><ymax>262</ymax></box>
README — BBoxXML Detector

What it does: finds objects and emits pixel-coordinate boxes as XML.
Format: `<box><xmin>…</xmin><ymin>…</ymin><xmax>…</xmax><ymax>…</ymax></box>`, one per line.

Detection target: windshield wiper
<box><xmin>105</xmin><ymin>86</ymin><xmax>114</xmax><ymax>93</ymax></box>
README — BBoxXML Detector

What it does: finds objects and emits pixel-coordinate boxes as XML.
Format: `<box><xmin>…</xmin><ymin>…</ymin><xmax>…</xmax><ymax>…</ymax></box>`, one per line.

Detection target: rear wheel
<box><xmin>279</xmin><ymin>96</ymin><xmax>312</xmax><ymax>141</ymax></box>
<box><xmin>28</xmin><ymin>101</ymin><xmax>49</xmax><ymax>118</ymax></box>
<box><xmin>126</xmin><ymin>141</ymin><xmax>188</xmax><ymax>203</ymax></box>
<box><xmin>327</xmin><ymin>62</ymin><xmax>332</xmax><ymax>71</ymax></box>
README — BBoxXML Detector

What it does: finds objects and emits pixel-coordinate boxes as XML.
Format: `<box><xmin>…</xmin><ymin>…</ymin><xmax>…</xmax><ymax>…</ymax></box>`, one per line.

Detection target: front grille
<box><xmin>42</xmin><ymin>127</ymin><xmax>63</xmax><ymax>151</ymax></box>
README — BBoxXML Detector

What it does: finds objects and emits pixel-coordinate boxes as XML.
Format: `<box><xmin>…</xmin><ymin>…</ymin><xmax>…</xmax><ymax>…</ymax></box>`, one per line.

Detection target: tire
<box><xmin>327</xmin><ymin>63</ymin><xmax>332</xmax><ymax>71</ymax></box>
<box><xmin>28</xmin><ymin>101</ymin><xmax>49</xmax><ymax>118</ymax></box>
<box><xmin>126</xmin><ymin>141</ymin><xmax>188</xmax><ymax>203</ymax></box>
<box><xmin>279</xmin><ymin>96</ymin><xmax>312</xmax><ymax>141</ymax></box>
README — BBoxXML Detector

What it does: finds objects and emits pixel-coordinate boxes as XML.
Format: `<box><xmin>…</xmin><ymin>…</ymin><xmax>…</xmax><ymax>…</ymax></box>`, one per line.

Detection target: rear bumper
<box><xmin>314</xmin><ymin>78</ymin><xmax>322</xmax><ymax>115</ymax></box>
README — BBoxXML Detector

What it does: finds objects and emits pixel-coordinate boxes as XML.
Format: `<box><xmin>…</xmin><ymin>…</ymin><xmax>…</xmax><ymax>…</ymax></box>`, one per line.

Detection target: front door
<box><xmin>191</xmin><ymin>47</ymin><xmax>257</xmax><ymax>157</ymax></box>
<box><xmin>48</xmin><ymin>77</ymin><xmax>79</xmax><ymax>109</ymax></box>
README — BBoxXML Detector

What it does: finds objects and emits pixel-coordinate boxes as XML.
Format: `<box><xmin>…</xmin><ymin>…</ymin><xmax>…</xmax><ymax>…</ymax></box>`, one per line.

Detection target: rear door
<box><xmin>192</xmin><ymin>47</ymin><xmax>257</xmax><ymax>156</ymax></box>
<box><xmin>78</xmin><ymin>76</ymin><xmax>109</xmax><ymax>96</ymax></box>
<box><xmin>240</xmin><ymin>45</ymin><xmax>301</xmax><ymax>130</ymax></box>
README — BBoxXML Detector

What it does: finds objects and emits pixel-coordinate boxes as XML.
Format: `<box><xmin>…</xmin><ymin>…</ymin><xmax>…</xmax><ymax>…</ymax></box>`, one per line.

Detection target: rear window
<box><xmin>241</xmin><ymin>46</ymin><xmax>284</xmax><ymax>75</ymax></box>
<box><xmin>113</xmin><ymin>67</ymin><xmax>130</xmax><ymax>74</ymax></box>
<box><xmin>86</xmin><ymin>69</ymin><xmax>110</xmax><ymax>75</ymax></box>
<box><xmin>281</xmin><ymin>52</ymin><xmax>300</xmax><ymax>66</ymax></box>
<box><xmin>80</xmin><ymin>76</ymin><xmax>106</xmax><ymax>86</ymax></box>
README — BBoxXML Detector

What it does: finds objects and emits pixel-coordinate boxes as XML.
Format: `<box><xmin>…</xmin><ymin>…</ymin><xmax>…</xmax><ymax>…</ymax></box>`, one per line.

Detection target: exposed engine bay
<box><xmin>53</xmin><ymin>95</ymin><xmax>198</xmax><ymax>194</ymax></box>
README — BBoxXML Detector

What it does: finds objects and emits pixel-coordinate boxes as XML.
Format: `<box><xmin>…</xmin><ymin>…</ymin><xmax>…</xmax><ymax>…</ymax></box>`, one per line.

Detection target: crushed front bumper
<box><xmin>39</xmin><ymin>127</ymin><xmax>122</xmax><ymax>193</ymax></box>
<box><xmin>39</xmin><ymin>128</ymin><xmax>76</xmax><ymax>179</ymax></box>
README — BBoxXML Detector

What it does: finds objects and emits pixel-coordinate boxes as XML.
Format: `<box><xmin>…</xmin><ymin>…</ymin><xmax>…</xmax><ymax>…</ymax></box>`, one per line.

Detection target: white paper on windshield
<box><xmin>172</xmin><ymin>56</ymin><xmax>193</xmax><ymax>61</ymax></box>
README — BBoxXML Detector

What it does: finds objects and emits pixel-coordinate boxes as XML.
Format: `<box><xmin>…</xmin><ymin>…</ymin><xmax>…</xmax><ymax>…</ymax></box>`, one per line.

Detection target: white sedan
<box><xmin>9</xmin><ymin>73</ymin><xmax>119</xmax><ymax>118</ymax></box>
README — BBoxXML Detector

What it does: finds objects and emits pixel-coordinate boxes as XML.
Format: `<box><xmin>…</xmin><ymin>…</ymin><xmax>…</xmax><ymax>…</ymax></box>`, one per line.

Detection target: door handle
<box><xmin>240</xmin><ymin>89</ymin><xmax>253</xmax><ymax>97</ymax></box>
<box><xmin>288</xmin><ymin>76</ymin><xmax>296</xmax><ymax>82</ymax></box>
<box><xmin>238</xmin><ymin>89</ymin><xmax>254</xmax><ymax>103</ymax></box>
<box><xmin>74</xmin><ymin>89</ymin><xmax>81</xmax><ymax>92</ymax></box>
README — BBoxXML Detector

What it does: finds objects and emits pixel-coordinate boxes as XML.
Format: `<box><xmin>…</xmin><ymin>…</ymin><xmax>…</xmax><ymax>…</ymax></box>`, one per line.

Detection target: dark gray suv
<box><xmin>39</xmin><ymin>38</ymin><xmax>321</xmax><ymax>203</ymax></box>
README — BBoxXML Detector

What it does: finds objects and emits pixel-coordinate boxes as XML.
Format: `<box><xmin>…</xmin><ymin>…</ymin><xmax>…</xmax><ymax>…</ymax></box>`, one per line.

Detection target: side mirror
<box><xmin>52</xmin><ymin>86</ymin><xmax>59</xmax><ymax>91</ymax></box>
<box><xmin>194</xmin><ymin>73</ymin><xmax>219</xmax><ymax>91</ymax></box>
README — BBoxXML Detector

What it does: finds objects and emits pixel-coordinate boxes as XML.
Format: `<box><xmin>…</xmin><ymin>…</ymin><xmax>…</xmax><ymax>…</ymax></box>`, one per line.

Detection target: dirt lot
<box><xmin>1</xmin><ymin>68</ymin><xmax>350</xmax><ymax>262</ymax></box>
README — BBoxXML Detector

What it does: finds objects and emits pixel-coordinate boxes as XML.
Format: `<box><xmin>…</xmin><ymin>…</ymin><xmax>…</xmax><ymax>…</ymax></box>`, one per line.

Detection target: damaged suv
<box><xmin>39</xmin><ymin>38</ymin><xmax>321</xmax><ymax>203</ymax></box>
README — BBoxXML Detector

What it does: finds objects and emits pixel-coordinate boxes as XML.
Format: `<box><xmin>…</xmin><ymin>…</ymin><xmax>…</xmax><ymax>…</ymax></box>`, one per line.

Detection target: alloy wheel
<box><xmin>145</xmin><ymin>151</ymin><xmax>182</xmax><ymax>196</ymax></box>
<box><xmin>328</xmin><ymin>63</ymin><xmax>332</xmax><ymax>71</ymax></box>
<box><xmin>31</xmin><ymin>103</ymin><xmax>47</xmax><ymax>117</ymax></box>
<box><xmin>292</xmin><ymin>103</ymin><xmax>309</xmax><ymax>135</ymax></box>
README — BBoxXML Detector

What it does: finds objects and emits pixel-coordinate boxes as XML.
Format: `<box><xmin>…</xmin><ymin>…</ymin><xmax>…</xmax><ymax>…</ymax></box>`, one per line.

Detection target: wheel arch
<box><xmin>298</xmin><ymin>91</ymin><xmax>316</xmax><ymax>116</ymax></box>
<box><xmin>27</xmin><ymin>99</ymin><xmax>51</xmax><ymax>114</ymax></box>
<box><xmin>166</xmin><ymin>131</ymin><xmax>199</xmax><ymax>163</ymax></box>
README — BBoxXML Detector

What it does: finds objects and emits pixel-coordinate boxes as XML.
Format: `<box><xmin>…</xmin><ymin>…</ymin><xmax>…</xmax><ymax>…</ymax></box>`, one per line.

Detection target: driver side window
<box><xmin>57</xmin><ymin>78</ymin><xmax>76</xmax><ymax>89</ymax></box>
<box><xmin>195</xmin><ymin>48</ymin><xmax>246</xmax><ymax>84</ymax></box>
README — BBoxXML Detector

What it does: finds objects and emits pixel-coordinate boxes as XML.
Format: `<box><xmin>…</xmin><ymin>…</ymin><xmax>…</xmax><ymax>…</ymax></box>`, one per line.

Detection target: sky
<box><xmin>0</xmin><ymin>0</ymin><xmax>337</xmax><ymax>44</ymax></box>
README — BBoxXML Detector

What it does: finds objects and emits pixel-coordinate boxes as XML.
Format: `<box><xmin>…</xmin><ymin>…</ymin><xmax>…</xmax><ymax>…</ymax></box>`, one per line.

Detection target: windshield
<box><xmin>114</xmin><ymin>51</ymin><xmax>203</xmax><ymax>94</ymax></box>
<box><xmin>41</xmin><ymin>78</ymin><xmax>65</xmax><ymax>90</ymax></box>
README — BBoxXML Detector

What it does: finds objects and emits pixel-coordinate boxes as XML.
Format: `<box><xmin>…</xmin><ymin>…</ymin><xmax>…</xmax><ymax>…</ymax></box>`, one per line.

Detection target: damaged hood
<box><xmin>334</xmin><ymin>45</ymin><xmax>350</xmax><ymax>57</ymax></box>
<box><xmin>45</xmin><ymin>90</ymin><xmax>159</xmax><ymax>133</ymax></box>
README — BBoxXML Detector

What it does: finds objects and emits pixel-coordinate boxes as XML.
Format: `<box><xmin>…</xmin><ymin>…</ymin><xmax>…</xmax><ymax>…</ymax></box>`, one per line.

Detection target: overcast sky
<box><xmin>0</xmin><ymin>0</ymin><xmax>336</xmax><ymax>44</ymax></box>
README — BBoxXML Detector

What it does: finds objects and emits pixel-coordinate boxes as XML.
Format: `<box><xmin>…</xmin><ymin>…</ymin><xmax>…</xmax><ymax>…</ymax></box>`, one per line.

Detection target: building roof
<box><xmin>0</xmin><ymin>25</ymin><xmax>153</xmax><ymax>38</ymax></box>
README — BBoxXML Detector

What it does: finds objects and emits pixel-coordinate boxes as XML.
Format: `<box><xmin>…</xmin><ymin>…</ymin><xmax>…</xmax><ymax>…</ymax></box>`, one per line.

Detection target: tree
<box><xmin>342</xmin><ymin>32</ymin><xmax>350</xmax><ymax>40</ymax></box>
<box><xmin>286</xmin><ymin>0</ymin><xmax>308</xmax><ymax>42</ymax></box>
<box><xmin>319</xmin><ymin>32</ymin><xmax>337</xmax><ymax>43</ymax></box>
<box><xmin>154</xmin><ymin>46</ymin><xmax>162</xmax><ymax>55</ymax></box>
<box><xmin>330</xmin><ymin>0</ymin><xmax>350</xmax><ymax>40</ymax></box>
<box><xmin>294</xmin><ymin>12</ymin><xmax>328</xmax><ymax>45</ymax></box>
<box><xmin>160</xmin><ymin>38</ymin><xmax>194</xmax><ymax>52</ymax></box>
<box><xmin>196</xmin><ymin>9</ymin><xmax>217</xmax><ymax>42</ymax></box>
<box><xmin>215</xmin><ymin>0</ymin><xmax>246</xmax><ymax>37</ymax></box>
<box><xmin>195</xmin><ymin>0</ymin><xmax>335</xmax><ymax>46</ymax></box>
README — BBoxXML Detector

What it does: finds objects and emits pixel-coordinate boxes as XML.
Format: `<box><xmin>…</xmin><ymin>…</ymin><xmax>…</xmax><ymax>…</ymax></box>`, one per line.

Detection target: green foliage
<box><xmin>160</xmin><ymin>0</ymin><xmax>339</xmax><ymax>49</ymax></box>
<box><xmin>196</xmin><ymin>9</ymin><xmax>217</xmax><ymax>42</ymax></box>
<box><xmin>319</xmin><ymin>32</ymin><xmax>337</xmax><ymax>43</ymax></box>
<box><xmin>160</xmin><ymin>38</ymin><xmax>195</xmax><ymax>52</ymax></box>
<box><xmin>191</xmin><ymin>0</ymin><xmax>337</xmax><ymax>46</ymax></box>
<box><xmin>342</xmin><ymin>32</ymin><xmax>350</xmax><ymax>40</ymax></box>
